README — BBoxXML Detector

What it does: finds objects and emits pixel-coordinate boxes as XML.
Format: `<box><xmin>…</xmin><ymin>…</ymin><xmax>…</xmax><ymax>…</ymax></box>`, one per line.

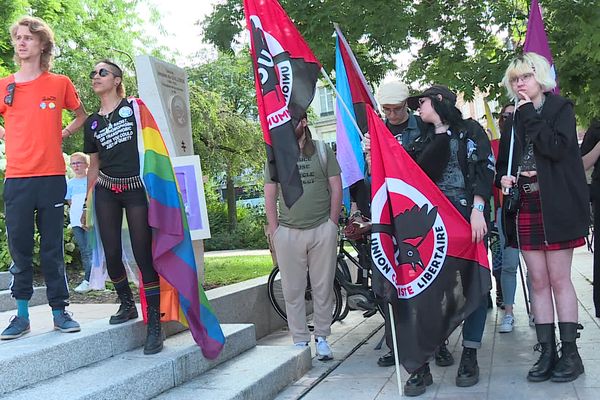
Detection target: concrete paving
<box><xmin>263</xmin><ymin>247</ymin><xmax>600</xmax><ymax>400</ymax></box>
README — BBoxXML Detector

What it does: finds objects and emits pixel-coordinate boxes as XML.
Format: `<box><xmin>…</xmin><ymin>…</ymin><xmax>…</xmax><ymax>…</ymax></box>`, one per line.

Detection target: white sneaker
<box><xmin>294</xmin><ymin>341</ymin><xmax>309</xmax><ymax>348</ymax></box>
<box><xmin>315</xmin><ymin>336</ymin><xmax>333</xmax><ymax>361</ymax></box>
<box><xmin>498</xmin><ymin>314</ymin><xmax>514</xmax><ymax>333</ymax></box>
<box><xmin>74</xmin><ymin>280</ymin><xmax>91</xmax><ymax>293</ymax></box>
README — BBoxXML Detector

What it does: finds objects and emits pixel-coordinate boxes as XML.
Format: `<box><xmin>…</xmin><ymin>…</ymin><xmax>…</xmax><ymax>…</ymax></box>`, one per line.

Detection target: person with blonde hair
<box><xmin>0</xmin><ymin>16</ymin><xmax>86</xmax><ymax>340</ymax></box>
<box><xmin>66</xmin><ymin>152</ymin><xmax>93</xmax><ymax>293</ymax></box>
<box><xmin>496</xmin><ymin>52</ymin><xmax>589</xmax><ymax>382</ymax></box>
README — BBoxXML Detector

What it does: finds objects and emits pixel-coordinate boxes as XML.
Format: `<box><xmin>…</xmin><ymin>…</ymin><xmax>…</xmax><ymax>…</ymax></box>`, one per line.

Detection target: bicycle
<box><xmin>267</xmin><ymin>265</ymin><xmax>343</xmax><ymax>331</ymax></box>
<box><xmin>335</xmin><ymin>218</ymin><xmax>383</xmax><ymax>321</ymax></box>
<box><xmin>266</xmin><ymin>214</ymin><xmax>382</xmax><ymax>329</ymax></box>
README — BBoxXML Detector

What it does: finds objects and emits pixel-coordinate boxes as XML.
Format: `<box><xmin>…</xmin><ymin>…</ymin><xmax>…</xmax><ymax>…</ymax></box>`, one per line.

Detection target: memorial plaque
<box><xmin>135</xmin><ymin>55</ymin><xmax>193</xmax><ymax>156</ymax></box>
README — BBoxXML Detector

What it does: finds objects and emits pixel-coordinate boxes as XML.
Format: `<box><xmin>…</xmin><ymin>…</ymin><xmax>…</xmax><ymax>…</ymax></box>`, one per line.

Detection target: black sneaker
<box><xmin>404</xmin><ymin>363</ymin><xmax>433</xmax><ymax>397</ymax></box>
<box><xmin>0</xmin><ymin>316</ymin><xmax>31</xmax><ymax>340</ymax></box>
<box><xmin>378</xmin><ymin>350</ymin><xmax>394</xmax><ymax>367</ymax></box>
<box><xmin>435</xmin><ymin>342</ymin><xmax>454</xmax><ymax>366</ymax></box>
<box><xmin>456</xmin><ymin>347</ymin><xmax>479</xmax><ymax>387</ymax></box>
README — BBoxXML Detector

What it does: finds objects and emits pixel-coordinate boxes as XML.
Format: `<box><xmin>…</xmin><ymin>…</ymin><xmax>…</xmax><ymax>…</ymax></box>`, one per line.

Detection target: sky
<box><xmin>141</xmin><ymin>0</ymin><xmax>223</xmax><ymax>66</ymax></box>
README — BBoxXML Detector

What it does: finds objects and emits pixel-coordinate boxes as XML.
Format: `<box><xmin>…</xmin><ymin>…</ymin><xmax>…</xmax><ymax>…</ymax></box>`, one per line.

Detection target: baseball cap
<box><xmin>406</xmin><ymin>85</ymin><xmax>457</xmax><ymax>110</ymax></box>
<box><xmin>376</xmin><ymin>81</ymin><xmax>410</xmax><ymax>105</ymax></box>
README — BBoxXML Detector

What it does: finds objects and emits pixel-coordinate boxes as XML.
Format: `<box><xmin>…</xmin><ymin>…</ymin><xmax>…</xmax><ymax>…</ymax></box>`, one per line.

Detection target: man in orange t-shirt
<box><xmin>0</xmin><ymin>16</ymin><xmax>87</xmax><ymax>339</ymax></box>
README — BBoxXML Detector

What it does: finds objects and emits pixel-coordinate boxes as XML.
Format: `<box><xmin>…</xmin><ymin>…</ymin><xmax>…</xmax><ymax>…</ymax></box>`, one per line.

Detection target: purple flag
<box><xmin>524</xmin><ymin>0</ymin><xmax>559</xmax><ymax>94</ymax></box>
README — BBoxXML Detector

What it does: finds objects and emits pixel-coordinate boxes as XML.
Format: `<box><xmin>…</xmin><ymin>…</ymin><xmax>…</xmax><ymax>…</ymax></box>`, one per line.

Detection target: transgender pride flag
<box><xmin>524</xmin><ymin>0</ymin><xmax>559</xmax><ymax>94</ymax></box>
<box><xmin>334</xmin><ymin>25</ymin><xmax>376</xmax><ymax>190</ymax></box>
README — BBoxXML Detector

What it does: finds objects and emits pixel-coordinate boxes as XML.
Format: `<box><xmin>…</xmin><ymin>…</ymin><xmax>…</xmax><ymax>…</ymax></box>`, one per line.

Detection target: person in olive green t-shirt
<box><xmin>265</xmin><ymin>115</ymin><xmax>342</xmax><ymax>361</ymax></box>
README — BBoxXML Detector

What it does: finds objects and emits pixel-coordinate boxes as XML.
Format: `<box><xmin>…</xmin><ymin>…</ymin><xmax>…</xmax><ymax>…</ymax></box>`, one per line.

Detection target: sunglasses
<box><xmin>89</xmin><ymin>68</ymin><xmax>117</xmax><ymax>79</ymax></box>
<box><xmin>500</xmin><ymin>112</ymin><xmax>513</xmax><ymax>119</ymax></box>
<box><xmin>4</xmin><ymin>82</ymin><xmax>15</xmax><ymax>106</ymax></box>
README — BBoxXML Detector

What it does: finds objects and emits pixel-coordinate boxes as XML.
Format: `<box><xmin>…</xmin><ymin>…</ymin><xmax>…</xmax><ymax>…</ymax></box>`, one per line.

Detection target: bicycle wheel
<box><xmin>267</xmin><ymin>265</ymin><xmax>343</xmax><ymax>329</ymax></box>
<box><xmin>267</xmin><ymin>266</ymin><xmax>287</xmax><ymax>321</ymax></box>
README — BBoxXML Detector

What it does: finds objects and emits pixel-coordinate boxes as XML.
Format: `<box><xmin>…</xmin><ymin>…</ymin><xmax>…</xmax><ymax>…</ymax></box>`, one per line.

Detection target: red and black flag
<box><xmin>368</xmin><ymin>106</ymin><xmax>491</xmax><ymax>373</ymax></box>
<box><xmin>243</xmin><ymin>0</ymin><xmax>321</xmax><ymax>207</ymax></box>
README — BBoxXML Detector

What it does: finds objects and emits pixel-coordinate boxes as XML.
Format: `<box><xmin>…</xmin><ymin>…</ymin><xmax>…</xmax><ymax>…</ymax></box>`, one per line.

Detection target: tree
<box><xmin>187</xmin><ymin>51</ymin><xmax>263</xmax><ymax>230</ymax></box>
<box><xmin>203</xmin><ymin>0</ymin><xmax>600</xmax><ymax>125</ymax></box>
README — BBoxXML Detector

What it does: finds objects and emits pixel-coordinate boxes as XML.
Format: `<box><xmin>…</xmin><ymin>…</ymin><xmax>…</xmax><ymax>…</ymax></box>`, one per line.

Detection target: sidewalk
<box><xmin>266</xmin><ymin>247</ymin><xmax>600</xmax><ymax>400</ymax></box>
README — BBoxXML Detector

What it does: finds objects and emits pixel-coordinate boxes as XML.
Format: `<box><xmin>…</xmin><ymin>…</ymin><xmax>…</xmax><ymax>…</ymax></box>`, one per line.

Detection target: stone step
<box><xmin>1</xmin><ymin>306</ymin><xmax>184</xmax><ymax>395</ymax></box>
<box><xmin>0</xmin><ymin>286</ymin><xmax>47</xmax><ymax>312</ymax></box>
<box><xmin>0</xmin><ymin>272</ymin><xmax>11</xmax><ymax>291</ymax></box>
<box><xmin>155</xmin><ymin>345</ymin><xmax>312</xmax><ymax>400</ymax></box>
<box><xmin>6</xmin><ymin>323</ymin><xmax>256</xmax><ymax>400</ymax></box>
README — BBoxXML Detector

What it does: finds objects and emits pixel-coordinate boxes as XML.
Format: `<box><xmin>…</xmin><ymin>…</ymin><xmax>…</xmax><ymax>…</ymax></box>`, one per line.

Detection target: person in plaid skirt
<box><xmin>496</xmin><ymin>52</ymin><xmax>589</xmax><ymax>383</ymax></box>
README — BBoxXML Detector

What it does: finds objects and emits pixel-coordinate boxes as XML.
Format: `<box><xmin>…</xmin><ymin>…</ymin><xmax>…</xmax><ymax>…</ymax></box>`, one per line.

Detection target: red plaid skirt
<box><xmin>517</xmin><ymin>176</ymin><xmax>585</xmax><ymax>251</ymax></box>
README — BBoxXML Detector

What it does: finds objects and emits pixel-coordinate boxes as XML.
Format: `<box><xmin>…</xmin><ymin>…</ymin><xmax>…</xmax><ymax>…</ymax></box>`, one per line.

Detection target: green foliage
<box><xmin>203</xmin><ymin>179</ymin><xmax>267</xmax><ymax>251</ymax></box>
<box><xmin>202</xmin><ymin>0</ymin><xmax>600</xmax><ymax>126</ymax></box>
<box><xmin>187</xmin><ymin>51</ymin><xmax>264</xmax><ymax>230</ymax></box>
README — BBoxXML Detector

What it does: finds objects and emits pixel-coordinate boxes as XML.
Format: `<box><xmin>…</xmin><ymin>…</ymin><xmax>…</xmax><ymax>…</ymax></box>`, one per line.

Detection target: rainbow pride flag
<box><xmin>131</xmin><ymin>98</ymin><xmax>225</xmax><ymax>359</ymax></box>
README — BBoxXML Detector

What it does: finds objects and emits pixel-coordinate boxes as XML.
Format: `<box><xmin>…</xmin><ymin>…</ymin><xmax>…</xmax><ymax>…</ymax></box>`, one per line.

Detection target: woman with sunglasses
<box><xmin>82</xmin><ymin>59</ymin><xmax>164</xmax><ymax>354</ymax></box>
<box><xmin>496</xmin><ymin>52</ymin><xmax>589</xmax><ymax>383</ymax></box>
<box><xmin>391</xmin><ymin>85</ymin><xmax>494</xmax><ymax>396</ymax></box>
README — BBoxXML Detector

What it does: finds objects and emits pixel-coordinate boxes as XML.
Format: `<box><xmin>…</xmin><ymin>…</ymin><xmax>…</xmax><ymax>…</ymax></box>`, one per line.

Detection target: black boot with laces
<box><xmin>456</xmin><ymin>347</ymin><xmax>479</xmax><ymax>387</ymax></box>
<box><xmin>527</xmin><ymin>323</ymin><xmax>558</xmax><ymax>382</ymax></box>
<box><xmin>144</xmin><ymin>305</ymin><xmax>164</xmax><ymax>355</ymax></box>
<box><xmin>109</xmin><ymin>284</ymin><xmax>138</xmax><ymax>325</ymax></box>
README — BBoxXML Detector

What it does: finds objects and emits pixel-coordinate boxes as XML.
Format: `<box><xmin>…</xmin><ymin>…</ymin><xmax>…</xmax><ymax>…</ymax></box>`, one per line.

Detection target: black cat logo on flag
<box><xmin>372</xmin><ymin>180</ymin><xmax>449</xmax><ymax>299</ymax></box>
<box><xmin>367</xmin><ymin>104</ymin><xmax>491</xmax><ymax>373</ymax></box>
<box><xmin>244</xmin><ymin>0</ymin><xmax>321</xmax><ymax>207</ymax></box>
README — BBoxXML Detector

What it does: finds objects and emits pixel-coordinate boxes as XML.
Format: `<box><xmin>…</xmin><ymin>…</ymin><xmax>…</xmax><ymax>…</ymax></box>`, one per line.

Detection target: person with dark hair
<box><xmin>363</xmin><ymin>81</ymin><xmax>454</xmax><ymax>369</ymax></box>
<box><xmin>397</xmin><ymin>85</ymin><xmax>494</xmax><ymax>396</ymax></box>
<box><xmin>582</xmin><ymin>119</ymin><xmax>600</xmax><ymax>319</ymax></box>
<box><xmin>265</xmin><ymin>114</ymin><xmax>343</xmax><ymax>360</ymax></box>
<box><xmin>82</xmin><ymin>59</ymin><xmax>162</xmax><ymax>354</ymax></box>
<box><xmin>0</xmin><ymin>16</ymin><xmax>87</xmax><ymax>340</ymax></box>
<box><xmin>497</xmin><ymin>52</ymin><xmax>589</xmax><ymax>383</ymax></box>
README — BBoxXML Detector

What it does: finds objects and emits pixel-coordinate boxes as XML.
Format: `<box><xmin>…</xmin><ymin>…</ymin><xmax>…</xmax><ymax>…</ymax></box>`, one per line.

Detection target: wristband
<box><xmin>63</xmin><ymin>127</ymin><xmax>72</xmax><ymax>136</ymax></box>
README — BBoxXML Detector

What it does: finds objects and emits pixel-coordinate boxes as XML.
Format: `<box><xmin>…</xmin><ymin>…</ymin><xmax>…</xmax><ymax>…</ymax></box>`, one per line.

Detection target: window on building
<box><xmin>318</xmin><ymin>86</ymin><xmax>334</xmax><ymax>117</ymax></box>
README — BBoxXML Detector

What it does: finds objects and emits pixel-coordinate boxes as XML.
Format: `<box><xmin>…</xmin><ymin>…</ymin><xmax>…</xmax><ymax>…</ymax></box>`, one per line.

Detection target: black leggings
<box><xmin>94</xmin><ymin>185</ymin><xmax>159</xmax><ymax>285</ymax></box>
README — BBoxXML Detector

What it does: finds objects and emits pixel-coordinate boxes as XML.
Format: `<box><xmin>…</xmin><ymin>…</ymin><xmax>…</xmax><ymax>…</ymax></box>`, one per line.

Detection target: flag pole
<box><xmin>320</xmin><ymin>67</ymin><xmax>365</xmax><ymax>141</ymax></box>
<box><xmin>388</xmin><ymin>303</ymin><xmax>404</xmax><ymax>398</ymax></box>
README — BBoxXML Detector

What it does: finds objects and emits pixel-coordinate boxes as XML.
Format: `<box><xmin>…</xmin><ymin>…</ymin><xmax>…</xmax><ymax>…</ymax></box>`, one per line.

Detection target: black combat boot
<box><xmin>143</xmin><ymin>305</ymin><xmax>164</xmax><ymax>355</ymax></box>
<box><xmin>404</xmin><ymin>363</ymin><xmax>433</xmax><ymax>397</ymax></box>
<box><xmin>456</xmin><ymin>347</ymin><xmax>479</xmax><ymax>387</ymax></box>
<box><xmin>109</xmin><ymin>284</ymin><xmax>138</xmax><ymax>325</ymax></box>
<box><xmin>551</xmin><ymin>322</ymin><xmax>584</xmax><ymax>382</ymax></box>
<box><xmin>434</xmin><ymin>341</ymin><xmax>454</xmax><ymax>367</ymax></box>
<box><xmin>527</xmin><ymin>323</ymin><xmax>558</xmax><ymax>382</ymax></box>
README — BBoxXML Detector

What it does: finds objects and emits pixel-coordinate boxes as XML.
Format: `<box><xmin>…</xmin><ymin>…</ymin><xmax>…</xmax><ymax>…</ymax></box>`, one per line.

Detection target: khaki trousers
<box><xmin>272</xmin><ymin>219</ymin><xmax>338</xmax><ymax>343</ymax></box>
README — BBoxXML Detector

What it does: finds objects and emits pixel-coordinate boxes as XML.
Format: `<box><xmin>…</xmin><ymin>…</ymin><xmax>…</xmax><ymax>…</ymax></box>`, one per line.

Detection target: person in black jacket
<box><xmin>497</xmin><ymin>52</ymin><xmax>589</xmax><ymax>383</ymax></box>
<box><xmin>580</xmin><ymin>120</ymin><xmax>600</xmax><ymax>318</ymax></box>
<box><xmin>394</xmin><ymin>85</ymin><xmax>494</xmax><ymax>396</ymax></box>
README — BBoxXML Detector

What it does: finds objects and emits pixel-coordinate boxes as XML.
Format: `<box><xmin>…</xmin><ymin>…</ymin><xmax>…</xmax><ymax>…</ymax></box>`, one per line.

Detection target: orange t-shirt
<box><xmin>0</xmin><ymin>72</ymin><xmax>81</xmax><ymax>178</ymax></box>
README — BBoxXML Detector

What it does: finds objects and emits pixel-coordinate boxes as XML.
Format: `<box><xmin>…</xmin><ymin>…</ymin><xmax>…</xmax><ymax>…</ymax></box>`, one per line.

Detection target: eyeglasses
<box><xmin>4</xmin><ymin>82</ymin><xmax>15</xmax><ymax>106</ymax></box>
<box><xmin>89</xmin><ymin>68</ymin><xmax>117</xmax><ymax>79</ymax></box>
<box><xmin>509</xmin><ymin>72</ymin><xmax>535</xmax><ymax>85</ymax></box>
<box><xmin>70</xmin><ymin>161</ymin><xmax>86</xmax><ymax>166</ymax></box>
<box><xmin>382</xmin><ymin>103</ymin><xmax>407</xmax><ymax>115</ymax></box>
